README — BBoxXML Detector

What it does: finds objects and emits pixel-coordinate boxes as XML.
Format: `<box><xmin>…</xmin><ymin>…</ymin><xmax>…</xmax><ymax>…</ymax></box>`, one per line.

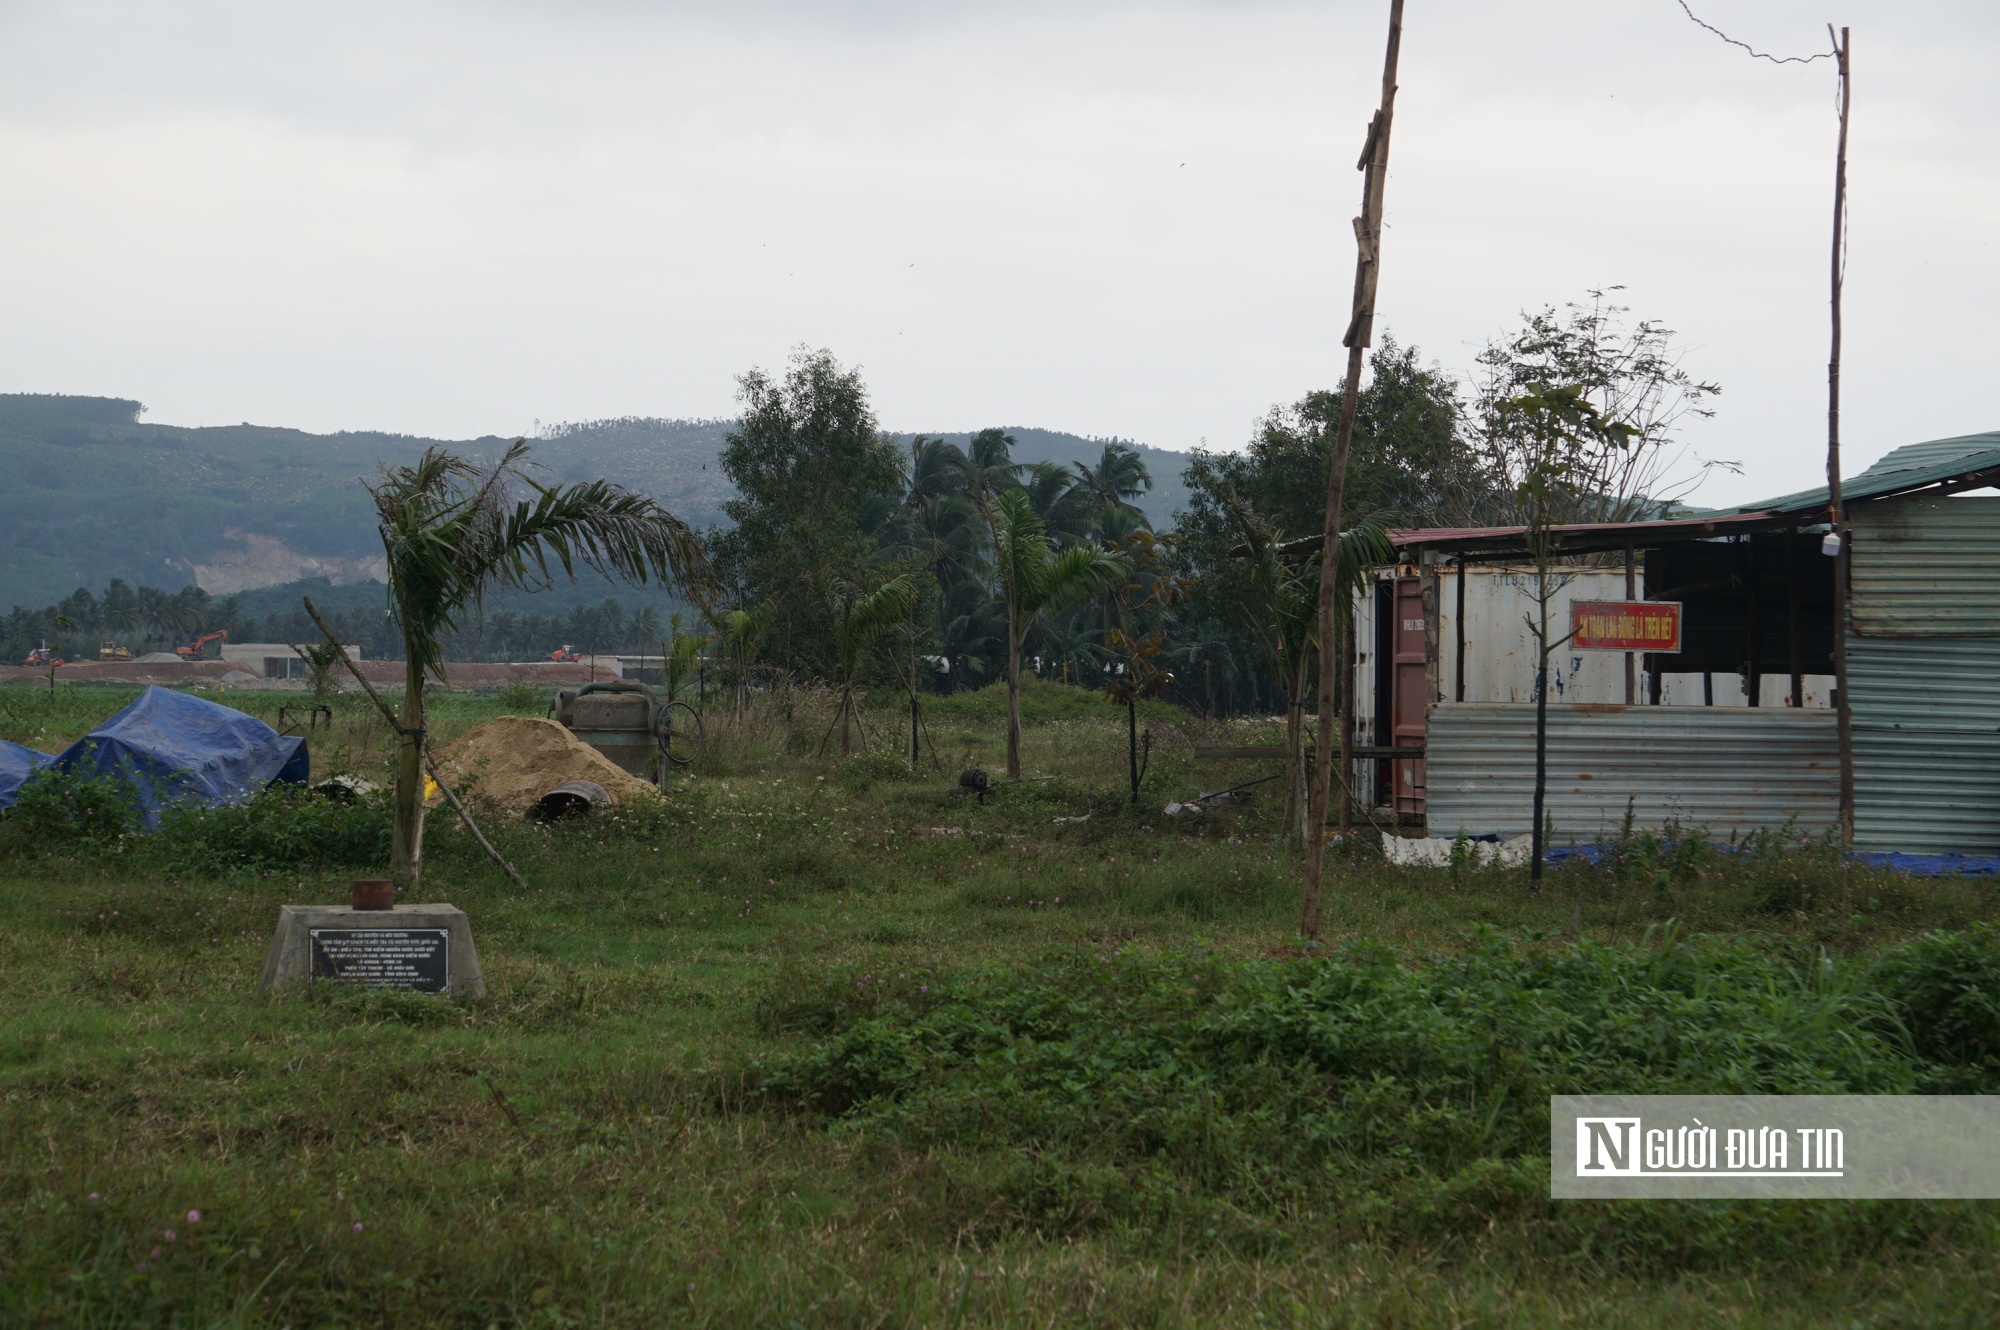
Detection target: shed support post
<box><xmin>1623</xmin><ymin>539</ymin><xmax>1636</xmax><ymax>705</ymax></box>
<box><xmin>1454</xmin><ymin>555</ymin><xmax>1466</xmax><ymax>703</ymax></box>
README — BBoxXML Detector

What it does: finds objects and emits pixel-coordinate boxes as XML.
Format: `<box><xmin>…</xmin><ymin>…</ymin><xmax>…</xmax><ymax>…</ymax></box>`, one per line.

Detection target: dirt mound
<box><xmin>430</xmin><ymin>716</ymin><xmax>661</xmax><ymax>813</ymax></box>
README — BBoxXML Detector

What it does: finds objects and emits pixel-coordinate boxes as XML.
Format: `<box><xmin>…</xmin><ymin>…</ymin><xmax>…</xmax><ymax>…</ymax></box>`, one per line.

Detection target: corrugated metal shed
<box><xmin>1425</xmin><ymin>703</ymin><xmax>1838</xmax><ymax>840</ymax></box>
<box><xmin>1737</xmin><ymin>430</ymin><xmax>2000</xmax><ymax>517</ymax></box>
<box><xmin>1849</xmin><ymin>634</ymin><xmax>2000</xmax><ymax>854</ymax></box>
<box><xmin>1849</xmin><ymin>496</ymin><xmax>2000</xmax><ymax>636</ymax></box>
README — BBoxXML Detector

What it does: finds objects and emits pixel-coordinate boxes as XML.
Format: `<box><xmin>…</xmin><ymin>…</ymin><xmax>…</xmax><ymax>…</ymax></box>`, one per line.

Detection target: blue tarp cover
<box><xmin>1544</xmin><ymin>843</ymin><xmax>2000</xmax><ymax>878</ymax></box>
<box><xmin>0</xmin><ymin>739</ymin><xmax>56</xmax><ymax>812</ymax></box>
<box><xmin>52</xmin><ymin>686</ymin><xmax>308</xmax><ymax>826</ymax></box>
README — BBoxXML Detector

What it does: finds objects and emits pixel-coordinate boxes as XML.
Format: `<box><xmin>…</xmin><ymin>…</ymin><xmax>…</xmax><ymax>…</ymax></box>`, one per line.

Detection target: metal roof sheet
<box><xmin>1736</xmin><ymin>430</ymin><xmax>2000</xmax><ymax>516</ymax></box>
<box><xmin>1380</xmin><ymin>511</ymin><xmax>1782</xmax><ymax>557</ymax></box>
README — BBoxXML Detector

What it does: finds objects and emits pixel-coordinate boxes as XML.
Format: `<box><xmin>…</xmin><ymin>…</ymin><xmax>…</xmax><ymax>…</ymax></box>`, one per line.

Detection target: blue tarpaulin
<box><xmin>51</xmin><ymin>686</ymin><xmax>309</xmax><ymax>826</ymax></box>
<box><xmin>0</xmin><ymin>739</ymin><xmax>56</xmax><ymax>812</ymax></box>
<box><xmin>1543</xmin><ymin>842</ymin><xmax>2000</xmax><ymax>878</ymax></box>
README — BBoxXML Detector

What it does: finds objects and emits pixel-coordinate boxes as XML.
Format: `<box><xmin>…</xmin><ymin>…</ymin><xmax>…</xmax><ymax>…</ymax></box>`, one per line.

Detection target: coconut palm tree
<box><xmin>986</xmin><ymin>488</ymin><xmax>1128</xmax><ymax>779</ymax></box>
<box><xmin>963</xmin><ymin>427</ymin><xmax>1023</xmax><ymax>500</ymax></box>
<box><xmin>1072</xmin><ymin>442</ymin><xmax>1152</xmax><ymax>522</ymax></box>
<box><xmin>370</xmin><ymin>440</ymin><xmax>707</xmax><ymax>890</ymax></box>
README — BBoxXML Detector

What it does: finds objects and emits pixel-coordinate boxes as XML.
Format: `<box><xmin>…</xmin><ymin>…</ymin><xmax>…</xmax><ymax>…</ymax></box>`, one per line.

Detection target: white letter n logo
<box><xmin>1576</xmin><ymin>1117</ymin><xmax>1642</xmax><ymax>1175</ymax></box>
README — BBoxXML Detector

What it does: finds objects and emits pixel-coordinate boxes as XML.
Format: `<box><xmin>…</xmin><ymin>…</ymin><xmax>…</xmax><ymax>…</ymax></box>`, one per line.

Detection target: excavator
<box><xmin>98</xmin><ymin>641</ymin><xmax>133</xmax><ymax>662</ymax></box>
<box><xmin>547</xmin><ymin>644</ymin><xmax>586</xmax><ymax>663</ymax></box>
<box><xmin>176</xmin><ymin>630</ymin><xmax>228</xmax><ymax>660</ymax></box>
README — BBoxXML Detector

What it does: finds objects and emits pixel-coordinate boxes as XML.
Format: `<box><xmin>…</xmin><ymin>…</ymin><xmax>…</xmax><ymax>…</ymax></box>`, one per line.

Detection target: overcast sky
<box><xmin>2</xmin><ymin>0</ymin><xmax>1993</xmax><ymax>508</ymax></box>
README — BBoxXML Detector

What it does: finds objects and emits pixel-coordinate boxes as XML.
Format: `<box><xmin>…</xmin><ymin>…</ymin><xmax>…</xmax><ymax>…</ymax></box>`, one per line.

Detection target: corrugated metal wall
<box><xmin>1850</xmin><ymin>496</ymin><xmax>2000</xmax><ymax>635</ymax></box>
<box><xmin>1849</xmin><ymin>633</ymin><xmax>2000</xmax><ymax>854</ymax></box>
<box><xmin>1425</xmin><ymin>703</ymin><xmax>1838</xmax><ymax>840</ymax></box>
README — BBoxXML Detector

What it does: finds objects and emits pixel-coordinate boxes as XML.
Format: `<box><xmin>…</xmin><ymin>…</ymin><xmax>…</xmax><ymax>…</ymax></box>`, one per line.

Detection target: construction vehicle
<box><xmin>24</xmin><ymin>644</ymin><xmax>63</xmax><ymax>667</ymax></box>
<box><xmin>547</xmin><ymin>644</ymin><xmax>585</xmax><ymax>663</ymax></box>
<box><xmin>176</xmin><ymin>630</ymin><xmax>229</xmax><ymax>660</ymax></box>
<box><xmin>98</xmin><ymin>642</ymin><xmax>133</xmax><ymax>662</ymax></box>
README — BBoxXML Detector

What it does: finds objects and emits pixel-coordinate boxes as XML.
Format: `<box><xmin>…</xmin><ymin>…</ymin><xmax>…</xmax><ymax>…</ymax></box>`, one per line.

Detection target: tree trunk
<box><xmin>1127</xmin><ymin>697</ymin><xmax>1139</xmax><ymax>804</ymax></box>
<box><xmin>390</xmin><ymin>655</ymin><xmax>426</xmax><ymax>893</ymax></box>
<box><xmin>1006</xmin><ymin>602</ymin><xmax>1024</xmax><ymax>780</ymax></box>
<box><xmin>841</xmin><ymin>687</ymin><xmax>853</xmax><ymax>757</ymax></box>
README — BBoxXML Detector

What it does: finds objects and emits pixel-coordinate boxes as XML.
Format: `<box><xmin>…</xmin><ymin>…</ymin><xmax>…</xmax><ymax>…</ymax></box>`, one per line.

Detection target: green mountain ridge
<box><xmin>0</xmin><ymin>394</ymin><xmax>1194</xmax><ymax>610</ymax></box>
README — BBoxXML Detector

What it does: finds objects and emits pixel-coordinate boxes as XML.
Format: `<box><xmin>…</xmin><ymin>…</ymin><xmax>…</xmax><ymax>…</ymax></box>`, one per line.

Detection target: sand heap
<box><xmin>429</xmin><ymin>716</ymin><xmax>661</xmax><ymax>813</ymax></box>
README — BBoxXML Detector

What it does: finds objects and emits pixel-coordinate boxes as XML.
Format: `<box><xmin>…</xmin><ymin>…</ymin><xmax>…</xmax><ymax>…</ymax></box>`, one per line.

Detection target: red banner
<box><xmin>1570</xmin><ymin>600</ymin><xmax>1681</xmax><ymax>653</ymax></box>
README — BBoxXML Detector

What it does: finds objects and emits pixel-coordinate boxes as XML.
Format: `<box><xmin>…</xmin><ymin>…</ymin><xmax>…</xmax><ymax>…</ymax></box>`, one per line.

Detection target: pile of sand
<box><xmin>429</xmin><ymin>716</ymin><xmax>661</xmax><ymax>813</ymax></box>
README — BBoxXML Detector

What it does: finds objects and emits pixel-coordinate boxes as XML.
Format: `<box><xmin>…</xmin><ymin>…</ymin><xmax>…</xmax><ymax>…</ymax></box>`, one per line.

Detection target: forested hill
<box><xmin>0</xmin><ymin>394</ymin><xmax>1191</xmax><ymax>609</ymax></box>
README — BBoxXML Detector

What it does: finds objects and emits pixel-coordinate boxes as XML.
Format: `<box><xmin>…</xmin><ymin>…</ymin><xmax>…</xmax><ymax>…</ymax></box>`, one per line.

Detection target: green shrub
<box><xmin>0</xmin><ymin>764</ymin><xmax>143</xmax><ymax>853</ymax></box>
<box><xmin>1873</xmin><ymin>923</ymin><xmax>2000</xmax><ymax>1090</ymax></box>
<box><xmin>150</xmin><ymin>784</ymin><xmax>393</xmax><ymax>874</ymax></box>
<box><xmin>744</xmin><ymin>929</ymin><xmax>2000</xmax><ymax>1261</ymax></box>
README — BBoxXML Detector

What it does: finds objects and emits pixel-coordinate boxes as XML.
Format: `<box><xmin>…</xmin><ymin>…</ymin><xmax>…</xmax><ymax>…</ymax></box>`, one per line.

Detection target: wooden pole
<box><xmin>1827</xmin><ymin>26</ymin><xmax>1855</xmax><ymax>840</ymax></box>
<box><xmin>1303</xmin><ymin>0</ymin><xmax>1404</xmax><ymax>940</ymax></box>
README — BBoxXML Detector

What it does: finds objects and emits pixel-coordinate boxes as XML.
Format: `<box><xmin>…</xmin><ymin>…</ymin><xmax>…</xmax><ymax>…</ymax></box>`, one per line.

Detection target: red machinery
<box><xmin>176</xmin><ymin>630</ymin><xmax>229</xmax><ymax>660</ymax></box>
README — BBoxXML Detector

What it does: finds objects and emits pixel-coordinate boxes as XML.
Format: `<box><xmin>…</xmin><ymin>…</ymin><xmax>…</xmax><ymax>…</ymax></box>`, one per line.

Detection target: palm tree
<box><xmin>963</xmin><ymin>428</ymin><xmax>1023</xmax><ymax>500</ymax></box>
<box><xmin>1073</xmin><ymin>442</ymin><xmax>1152</xmax><ymax>521</ymax></box>
<box><xmin>821</xmin><ymin>574</ymin><xmax>917</xmax><ymax>757</ymax></box>
<box><xmin>370</xmin><ymin>440</ymin><xmax>707</xmax><ymax>890</ymax></box>
<box><xmin>1227</xmin><ymin>496</ymin><xmax>1392</xmax><ymax>841</ymax></box>
<box><xmin>716</xmin><ymin>601</ymin><xmax>774</xmax><ymax>716</ymax></box>
<box><xmin>986</xmin><ymin>488</ymin><xmax>1128</xmax><ymax>779</ymax></box>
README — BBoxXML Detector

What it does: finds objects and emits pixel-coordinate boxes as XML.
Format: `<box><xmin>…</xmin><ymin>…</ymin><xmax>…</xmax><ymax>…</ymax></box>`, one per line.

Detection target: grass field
<box><xmin>3</xmin><ymin>679</ymin><xmax>1998</xmax><ymax>1327</ymax></box>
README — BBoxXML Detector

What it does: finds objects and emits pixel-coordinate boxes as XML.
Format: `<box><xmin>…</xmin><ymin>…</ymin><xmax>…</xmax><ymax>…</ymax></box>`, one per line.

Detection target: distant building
<box><xmin>218</xmin><ymin>643</ymin><xmax>363</xmax><ymax>679</ymax></box>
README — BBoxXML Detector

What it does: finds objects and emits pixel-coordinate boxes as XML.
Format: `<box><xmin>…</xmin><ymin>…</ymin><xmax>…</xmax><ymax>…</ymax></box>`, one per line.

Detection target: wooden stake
<box><xmin>1303</xmin><ymin>0</ymin><xmax>1405</xmax><ymax>940</ymax></box>
<box><xmin>302</xmin><ymin>596</ymin><xmax>531</xmax><ymax>893</ymax></box>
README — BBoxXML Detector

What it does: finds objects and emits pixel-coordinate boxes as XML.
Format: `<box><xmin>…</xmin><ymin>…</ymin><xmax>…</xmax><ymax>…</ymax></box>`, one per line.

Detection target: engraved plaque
<box><xmin>308</xmin><ymin>928</ymin><xmax>450</xmax><ymax>992</ymax></box>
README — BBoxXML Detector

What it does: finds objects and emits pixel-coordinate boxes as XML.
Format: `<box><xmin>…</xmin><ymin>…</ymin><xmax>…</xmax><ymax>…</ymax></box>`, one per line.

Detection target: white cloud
<box><xmin>0</xmin><ymin>0</ymin><xmax>1992</xmax><ymax>507</ymax></box>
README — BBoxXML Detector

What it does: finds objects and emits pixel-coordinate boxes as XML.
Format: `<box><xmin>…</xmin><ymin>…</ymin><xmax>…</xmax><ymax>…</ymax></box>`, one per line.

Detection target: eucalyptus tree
<box><xmin>1474</xmin><ymin>290</ymin><xmax>1725</xmax><ymax>524</ymax></box>
<box><xmin>370</xmin><ymin>440</ymin><xmax>707</xmax><ymax>890</ymax></box>
<box><xmin>986</xmin><ymin>488</ymin><xmax>1128</xmax><ymax>779</ymax></box>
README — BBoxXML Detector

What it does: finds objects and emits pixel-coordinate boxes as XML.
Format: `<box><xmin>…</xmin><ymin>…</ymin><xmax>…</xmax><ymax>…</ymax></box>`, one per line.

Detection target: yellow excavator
<box><xmin>98</xmin><ymin>642</ymin><xmax>133</xmax><ymax>661</ymax></box>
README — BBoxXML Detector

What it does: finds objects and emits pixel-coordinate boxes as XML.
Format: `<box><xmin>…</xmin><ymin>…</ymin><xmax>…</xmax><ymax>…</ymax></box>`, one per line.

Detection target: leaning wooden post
<box><xmin>303</xmin><ymin>596</ymin><xmax>531</xmax><ymax>892</ymax></box>
<box><xmin>1303</xmin><ymin>0</ymin><xmax>1405</xmax><ymax>940</ymax></box>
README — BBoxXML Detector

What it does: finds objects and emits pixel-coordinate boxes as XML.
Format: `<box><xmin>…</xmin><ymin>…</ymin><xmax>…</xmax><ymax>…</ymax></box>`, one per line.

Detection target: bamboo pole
<box><xmin>1303</xmin><ymin>0</ymin><xmax>1405</xmax><ymax>939</ymax></box>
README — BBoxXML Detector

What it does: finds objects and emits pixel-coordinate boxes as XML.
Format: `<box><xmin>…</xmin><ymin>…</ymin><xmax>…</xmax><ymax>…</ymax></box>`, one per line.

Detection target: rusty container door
<box><xmin>1391</xmin><ymin>576</ymin><xmax>1428</xmax><ymax>815</ymax></box>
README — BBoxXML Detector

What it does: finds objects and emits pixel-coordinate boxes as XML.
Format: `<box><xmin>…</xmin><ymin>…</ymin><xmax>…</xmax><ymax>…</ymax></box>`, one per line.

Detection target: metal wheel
<box><xmin>658</xmin><ymin>699</ymin><xmax>704</xmax><ymax>771</ymax></box>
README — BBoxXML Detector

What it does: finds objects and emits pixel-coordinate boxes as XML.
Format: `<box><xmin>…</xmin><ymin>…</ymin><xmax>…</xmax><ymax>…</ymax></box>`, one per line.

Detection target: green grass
<box><xmin>3</xmin><ymin>682</ymin><xmax>1999</xmax><ymax>1326</ymax></box>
